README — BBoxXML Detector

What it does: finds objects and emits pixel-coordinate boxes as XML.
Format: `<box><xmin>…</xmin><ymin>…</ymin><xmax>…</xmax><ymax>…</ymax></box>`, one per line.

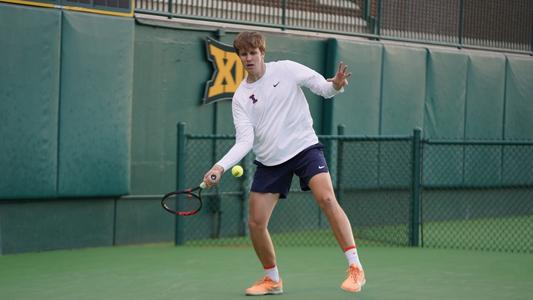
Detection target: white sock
<box><xmin>264</xmin><ymin>265</ymin><xmax>280</xmax><ymax>282</ymax></box>
<box><xmin>344</xmin><ymin>246</ymin><xmax>362</xmax><ymax>268</ymax></box>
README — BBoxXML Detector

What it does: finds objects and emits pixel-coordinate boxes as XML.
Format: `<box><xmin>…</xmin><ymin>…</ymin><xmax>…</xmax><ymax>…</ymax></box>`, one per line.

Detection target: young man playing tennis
<box><xmin>203</xmin><ymin>31</ymin><xmax>365</xmax><ymax>295</ymax></box>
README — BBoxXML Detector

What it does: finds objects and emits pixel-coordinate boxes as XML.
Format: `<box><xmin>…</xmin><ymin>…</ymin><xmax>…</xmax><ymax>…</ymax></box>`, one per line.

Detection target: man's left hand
<box><xmin>328</xmin><ymin>61</ymin><xmax>352</xmax><ymax>90</ymax></box>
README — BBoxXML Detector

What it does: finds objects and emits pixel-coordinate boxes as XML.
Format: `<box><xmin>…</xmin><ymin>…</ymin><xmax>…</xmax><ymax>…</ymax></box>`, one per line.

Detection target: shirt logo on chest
<box><xmin>249</xmin><ymin>94</ymin><xmax>258</xmax><ymax>104</ymax></box>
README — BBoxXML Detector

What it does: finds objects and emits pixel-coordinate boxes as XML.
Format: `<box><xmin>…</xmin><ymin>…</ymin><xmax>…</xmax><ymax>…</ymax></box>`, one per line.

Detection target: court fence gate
<box><xmin>175</xmin><ymin>122</ymin><xmax>533</xmax><ymax>253</ymax></box>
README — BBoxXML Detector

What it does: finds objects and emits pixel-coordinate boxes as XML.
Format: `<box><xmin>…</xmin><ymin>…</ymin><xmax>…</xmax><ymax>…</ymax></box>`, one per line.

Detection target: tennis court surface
<box><xmin>1</xmin><ymin>244</ymin><xmax>532</xmax><ymax>300</ymax></box>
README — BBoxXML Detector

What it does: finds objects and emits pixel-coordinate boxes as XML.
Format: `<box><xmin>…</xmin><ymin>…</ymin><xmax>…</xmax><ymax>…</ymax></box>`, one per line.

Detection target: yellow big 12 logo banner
<box><xmin>204</xmin><ymin>37</ymin><xmax>246</xmax><ymax>104</ymax></box>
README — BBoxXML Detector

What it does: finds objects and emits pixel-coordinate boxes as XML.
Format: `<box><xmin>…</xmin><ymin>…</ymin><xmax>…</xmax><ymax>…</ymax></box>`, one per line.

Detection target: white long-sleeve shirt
<box><xmin>216</xmin><ymin>60</ymin><xmax>343</xmax><ymax>171</ymax></box>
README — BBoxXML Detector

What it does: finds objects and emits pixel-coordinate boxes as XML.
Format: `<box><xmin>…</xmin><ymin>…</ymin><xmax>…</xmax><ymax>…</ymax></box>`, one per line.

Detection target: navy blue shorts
<box><xmin>251</xmin><ymin>143</ymin><xmax>329</xmax><ymax>199</ymax></box>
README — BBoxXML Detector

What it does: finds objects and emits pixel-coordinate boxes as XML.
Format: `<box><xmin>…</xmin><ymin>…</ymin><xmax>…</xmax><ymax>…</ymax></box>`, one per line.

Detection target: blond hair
<box><xmin>233</xmin><ymin>31</ymin><xmax>266</xmax><ymax>54</ymax></box>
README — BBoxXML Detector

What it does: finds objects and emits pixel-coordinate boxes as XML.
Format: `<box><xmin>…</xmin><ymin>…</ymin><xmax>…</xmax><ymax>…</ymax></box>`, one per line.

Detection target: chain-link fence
<box><xmin>175</xmin><ymin>124</ymin><xmax>533</xmax><ymax>253</ymax></box>
<box><xmin>135</xmin><ymin>0</ymin><xmax>533</xmax><ymax>54</ymax></box>
<box><xmin>422</xmin><ymin>140</ymin><xmax>533</xmax><ymax>253</ymax></box>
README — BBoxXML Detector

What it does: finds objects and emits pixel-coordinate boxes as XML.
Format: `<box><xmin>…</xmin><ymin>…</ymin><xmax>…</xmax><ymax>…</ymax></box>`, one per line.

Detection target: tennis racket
<box><xmin>161</xmin><ymin>175</ymin><xmax>216</xmax><ymax>216</ymax></box>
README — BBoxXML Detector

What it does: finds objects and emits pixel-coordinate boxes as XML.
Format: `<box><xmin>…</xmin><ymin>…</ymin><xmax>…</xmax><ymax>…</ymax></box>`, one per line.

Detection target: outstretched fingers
<box><xmin>329</xmin><ymin>61</ymin><xmax>351</xmax><ymax>90</ymax></box>
<box><xmin>337</xmin><ymin>62</ymin><xmax>351</xmax><ymax>80</ymax></box>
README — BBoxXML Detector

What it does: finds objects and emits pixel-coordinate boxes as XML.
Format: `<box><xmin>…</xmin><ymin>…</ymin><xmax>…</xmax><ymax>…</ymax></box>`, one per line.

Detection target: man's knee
<box><xmin>248</xmin><ymin>217</ymin><xmax>268</xmax><ymax>231</ymax></box>
<box><xmin>316</xmin><ymin>194</ymin><xmax>337</xmax><ymax>210</ymax></box>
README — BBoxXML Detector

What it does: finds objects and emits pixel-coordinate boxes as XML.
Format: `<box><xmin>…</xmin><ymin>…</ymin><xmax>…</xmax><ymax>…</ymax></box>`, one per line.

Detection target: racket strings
<box><xmin>161</xmin><ymin>187</ymin><xmax>203</xmax><ymax>216</ymax></box>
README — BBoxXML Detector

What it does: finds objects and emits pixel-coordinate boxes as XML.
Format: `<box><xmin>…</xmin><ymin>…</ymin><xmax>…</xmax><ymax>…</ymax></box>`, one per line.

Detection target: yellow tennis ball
<box><xmin>231</xmin><ymin>165</ymin><xmax>244</xmax><ymax>177</ymax></box>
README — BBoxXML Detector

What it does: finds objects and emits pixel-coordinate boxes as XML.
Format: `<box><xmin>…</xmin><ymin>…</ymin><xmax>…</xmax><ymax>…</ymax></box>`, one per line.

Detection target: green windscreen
<box><xmin>0</xmin><ymin>4</ymin><xmax>61</xmax><ymax>199</ymax></box>
<box><xmin>505</xmin><ymin>56</ymin><xmax>533</xmax><ymax>139</ymax></box>
<box><xmin>58</xmin><ymin>11</ymin><xmax>133</xmax><ymax>197</ymax></box>
<box><xmin>464</xmin><ymin>52</ymin><xmax>506</xmax><ymax>186</ymax></box>
<box><xmin>380</xmin><ymin>45</ymin><xmax>426</xmax><ymax>135</ymax></box>
<box><xmin>335</xmin><ymin>40</ymin><xmax>383</xmax><ymax>135</ymax></box>
<box><xmin>423</xmin><ymin>49</ymin><xmax>468</xmax><ymax>186</ymax></box>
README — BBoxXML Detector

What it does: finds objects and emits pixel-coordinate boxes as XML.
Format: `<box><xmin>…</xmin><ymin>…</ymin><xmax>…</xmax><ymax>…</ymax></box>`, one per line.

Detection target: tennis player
<box><xmin>203</xmin><ymin>31</ymin><xmax>365</xmax><ymax>295</ymax></box>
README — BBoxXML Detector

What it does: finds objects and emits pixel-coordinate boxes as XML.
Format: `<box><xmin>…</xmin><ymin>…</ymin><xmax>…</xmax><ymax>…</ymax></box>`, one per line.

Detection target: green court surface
<box><xmin>1</xmin><ymin>244</ymin><xmax>532</xmax><ymax>300</ymax></box>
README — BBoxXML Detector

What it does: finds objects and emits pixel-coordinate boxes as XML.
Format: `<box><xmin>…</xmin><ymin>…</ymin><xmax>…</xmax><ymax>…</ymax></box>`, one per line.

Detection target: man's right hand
<box><xmin>203</xmin><ymin>164</ymin><xmax>224</xmax><ymax>188</ymax></box>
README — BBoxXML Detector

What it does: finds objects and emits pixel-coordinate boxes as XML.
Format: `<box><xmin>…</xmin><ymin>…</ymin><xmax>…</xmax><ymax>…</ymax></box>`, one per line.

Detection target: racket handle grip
<box><xmin>199</xmin><ymin>174</ymin><xmax>217</xmax><ymax>189</ymax></box>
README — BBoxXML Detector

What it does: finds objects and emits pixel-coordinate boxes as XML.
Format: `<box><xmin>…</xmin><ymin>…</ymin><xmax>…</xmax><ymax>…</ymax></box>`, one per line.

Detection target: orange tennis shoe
<box><xmin>341</xmin><ymin>264</ymin><xmax>366</xmax><ymax>293</ymax></box>
<box><xmin>245</xmin><ymin>276</ymin><xmax>283</xmax><ymax>296</ymax></box>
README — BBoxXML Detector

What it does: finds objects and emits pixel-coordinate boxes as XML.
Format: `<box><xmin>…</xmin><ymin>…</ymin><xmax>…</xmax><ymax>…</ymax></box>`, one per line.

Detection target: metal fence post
<box><xmin>375</xmin><ymin>0</ymin><xmax>382</xmax><ymax>36</ymax></box>
<box><xmin>210</xmin><ymin>29</ymin><xmax>226</xmax><ymax>239</ymax></box>
<box><xmin>363</xmin><ymin>0</ymin><xmax>371</xmax><ymax>20</ymax></box>
<box><xmin>240</xmin><ymin>153</ymin><xmax>253</xmax><ymax>237</ymax></box>
<box><xmin>458</xmin><ymin>0</ymin><xmax>465</xmax><ymax>48</ymax></box>
<box><xmin>336</xmin><ymin>124</ymin><xmax>346</xmax><ymax>205</ymax></box>
<box><xmin>167</xmin><ymin>0</ymin><xmax>173</xmax><ymax>19</ymax></box>
<box><xmin>281</xmin><ymin>0</ymin><xmax>287</xmax><ymax>30</ymax></box>
<box><xmin>175</xmin><ymin>122</ymin><xmax>186</xmax><ymax>245</ymax></box>
<box><xmin>531</xmin><ymin>23</ymin><xmax>533</xmax><ymax>53</ymax></box>
<box><xmin>323</xmin><ymin>38</ymin><xmax>338</xmax><ymax>167</ymax></box>
<box><xmin>411</xmin><ymin>128</ymin><xmax>422</xmax><ymax>247</ymax></box>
